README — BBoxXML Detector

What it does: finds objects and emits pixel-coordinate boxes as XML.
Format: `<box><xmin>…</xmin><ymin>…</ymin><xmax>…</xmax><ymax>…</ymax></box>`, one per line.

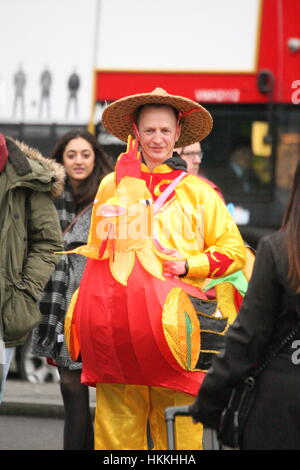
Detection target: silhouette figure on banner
<box><xmin>65</xmin><ymin>69</ymin><xmax>80</xmax><ymax>119</ymax></box>
<box><xmin>38</xmin><ymin>67</ymin><xmax>52</xmax><ymax>120</ymax></box>
<box><xmin>12</xmin><ymin>65</ymin><xmax>26</xmax><ymax>120</ymax></box>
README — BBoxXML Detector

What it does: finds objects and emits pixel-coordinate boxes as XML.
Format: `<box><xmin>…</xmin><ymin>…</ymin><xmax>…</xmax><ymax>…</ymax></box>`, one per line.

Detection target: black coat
<box><xmin>190</xmin><ymin>231</ymin><xmax>300</xmax><ymax>450</ymax></box>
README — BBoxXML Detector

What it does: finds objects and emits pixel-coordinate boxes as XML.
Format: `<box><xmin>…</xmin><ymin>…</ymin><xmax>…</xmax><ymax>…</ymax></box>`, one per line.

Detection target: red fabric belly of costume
<box><xmin>74</xmin><ymin>258</ymin><xmax>206</xmax><ymax>396</ymax></box>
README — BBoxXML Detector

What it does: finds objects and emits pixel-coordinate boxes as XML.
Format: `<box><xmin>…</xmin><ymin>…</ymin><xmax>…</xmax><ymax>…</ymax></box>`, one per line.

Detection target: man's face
<box><xmin>180</xmin><ymin>142</ymin><xmax>202</xmax><ymax>176</ymax></box>
<box><xmin>137</xmin><ymin>105</ymin><xmax>181</xmax><ymax>171</ymax></box>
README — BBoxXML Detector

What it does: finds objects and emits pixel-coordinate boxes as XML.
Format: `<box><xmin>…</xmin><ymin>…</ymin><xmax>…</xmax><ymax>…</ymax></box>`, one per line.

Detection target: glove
<box><xmin>115</xmin><ymin>135</ymin><xmax>141</xmax><ymax>184</ymax></box>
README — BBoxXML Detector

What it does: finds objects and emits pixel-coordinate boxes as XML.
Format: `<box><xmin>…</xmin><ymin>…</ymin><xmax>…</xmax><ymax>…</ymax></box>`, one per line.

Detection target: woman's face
<box><xmin>62</xmin><ymin>137</ymin><xmax>95</xmax><ymax>188</ymax></box>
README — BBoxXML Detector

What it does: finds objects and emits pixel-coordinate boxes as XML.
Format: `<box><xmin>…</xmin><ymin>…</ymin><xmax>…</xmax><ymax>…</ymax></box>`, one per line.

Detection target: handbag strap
<box><xmin>253</xmin><ymin>306</ymin><xmax>300</xmax><ymax>378</ymax></box>
<box><xmin>63</xmin><ymin>202</ymin><xmax>93</xmax><ymax>235</ymax></box>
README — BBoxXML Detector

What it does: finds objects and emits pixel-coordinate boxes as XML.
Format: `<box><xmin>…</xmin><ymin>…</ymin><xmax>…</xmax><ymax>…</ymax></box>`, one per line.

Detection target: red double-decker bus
<box><xmin>91</xmin><ymin>0</ymin><xmax>300</xmax><ymax>246</ymax></box>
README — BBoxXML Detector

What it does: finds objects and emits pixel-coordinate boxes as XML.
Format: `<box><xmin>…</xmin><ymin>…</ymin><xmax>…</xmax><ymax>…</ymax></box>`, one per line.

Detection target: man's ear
<box><xmin>132</xmin><ymin>121</ymin><xmax>140</xmax><ymax>140</ymax></box>
<box><xmin>175</xmin><ymin>123</ymin><xmax>181</xmax><ymax>144</ymax></box>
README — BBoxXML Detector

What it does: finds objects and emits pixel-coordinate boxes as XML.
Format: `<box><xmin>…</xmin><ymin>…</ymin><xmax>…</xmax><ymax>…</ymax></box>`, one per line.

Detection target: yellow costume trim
<box><xmin>200</xmin><ymin>349</ymin><xmax>222</xmax><ymax>354</ymax></box>
<box><xmin>243</xmin><ymin>245</ymin><xmax>256</xmax><ymax>281</ymax></box>
<box><xmin>215</xmin><ymin>283</ymin><xmax>239</xmax><ymax>325</ymax></box>
<box><xmin>136</xmin><ymin>249</ymin><xmax>166</xmax><ymax>281</ymax></box>
<box><xmin>201</xmin><ymin>330</ymin><xmax>225</xmax><ymax>336</ymax></box>
<box><xmin>162</xmin><ymin>288</ymin><xmax>200</xmax><ymax>371</ymax></box>
<box><xmin>194</xmin><ymin>308</ymin><xmax>225</xmax><ymax>320</ymax></box>
<box><xmin>109</xmin><ymin>250</ymin><xmax>135</xmax><ymax>286</ymax></box>
<box><xmin>64</xmin><ymin>288</ymin><xmax>80</xmax><ymax>361</ymax></box>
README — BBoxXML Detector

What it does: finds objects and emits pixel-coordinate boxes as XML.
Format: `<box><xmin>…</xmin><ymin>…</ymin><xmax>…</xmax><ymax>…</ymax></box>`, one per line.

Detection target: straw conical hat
<box><xmin>102</xmin><ymin>88</ymin><xmax>213</xmax><ymax>147</ymax></box>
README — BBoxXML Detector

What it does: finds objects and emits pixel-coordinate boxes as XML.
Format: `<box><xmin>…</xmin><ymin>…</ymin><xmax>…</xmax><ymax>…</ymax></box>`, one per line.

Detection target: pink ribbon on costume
<box><xmin>153</xmin><ymin>171</ymin><xmax>186</xmax><ymax>214</ymax></box>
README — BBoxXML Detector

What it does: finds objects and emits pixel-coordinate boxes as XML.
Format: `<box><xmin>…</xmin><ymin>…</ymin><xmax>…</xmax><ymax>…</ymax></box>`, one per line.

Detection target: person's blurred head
<box><xmin>252</xmin><ymin>156</ymin><xmax>271</xmax><ymax>183</ymax></box>
<box><xmin>281</xmin><ymin>160</ymin><xmax>300</xmax><ymax>293</ymax></box>
<box><xmin>230</xmin><ymin>137</ymin><xmax>253</xmax><ymax>169</ymax></box>
<box><xmin>51</xmin><ymin>130</ymin><xmax>113</xmax><ymax>209</ymax></box>
<box><xmin>176</xmin><ymin>142</ymin><xmax>202</xmax><ymax>176</ymax></box>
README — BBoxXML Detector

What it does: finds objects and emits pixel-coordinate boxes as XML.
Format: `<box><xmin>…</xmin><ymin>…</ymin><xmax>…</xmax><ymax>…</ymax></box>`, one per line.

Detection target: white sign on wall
<box><xmin>96</xmin><ymin>0</ymin><xmax>261</xmax><ymax>72</ymax></box>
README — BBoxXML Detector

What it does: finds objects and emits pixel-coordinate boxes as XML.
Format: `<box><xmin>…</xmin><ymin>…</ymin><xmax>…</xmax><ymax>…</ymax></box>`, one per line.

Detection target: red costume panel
<box><xmin>74</xmin><ymin>258</ymin><xmax>206</xmax><ymax>396</ymax></box>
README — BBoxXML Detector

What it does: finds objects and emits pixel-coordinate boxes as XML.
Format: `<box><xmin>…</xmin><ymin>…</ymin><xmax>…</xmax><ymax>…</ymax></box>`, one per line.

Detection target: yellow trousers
<box><xmin>94</xmin><ymin>383</ymin><xmax>202</xmax><ymax>450</ymax></box>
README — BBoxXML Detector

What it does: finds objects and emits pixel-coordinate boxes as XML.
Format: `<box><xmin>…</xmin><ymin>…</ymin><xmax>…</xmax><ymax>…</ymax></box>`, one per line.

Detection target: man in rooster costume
<box><xmin>64</xmin><ymin>88</ymin><xmax>246</xmax><ymax>450</ymax></box>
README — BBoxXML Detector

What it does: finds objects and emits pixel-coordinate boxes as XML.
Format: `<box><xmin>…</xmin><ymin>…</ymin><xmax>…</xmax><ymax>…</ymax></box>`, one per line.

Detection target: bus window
<box><xmin>275</xmin><ymin>105</ymin><xmax>300</xmax><ymax>192</ymax></box>
<box><xmin>201</xmin><ymin>109</ymin><xmax>273</xmax><ymax>204</ymax></box>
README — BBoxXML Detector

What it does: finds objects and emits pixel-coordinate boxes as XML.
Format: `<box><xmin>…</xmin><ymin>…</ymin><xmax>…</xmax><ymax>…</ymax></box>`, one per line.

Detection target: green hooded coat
<box><xmin>0</xmin><ymin>137</ymin><xmax>64</xmax><ymax>348</ymax></box>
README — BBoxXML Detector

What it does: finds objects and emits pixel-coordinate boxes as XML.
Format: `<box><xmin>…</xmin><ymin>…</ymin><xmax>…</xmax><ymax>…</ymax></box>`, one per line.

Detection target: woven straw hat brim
<box><xmin>101</xmin><ymin>89</ymin><xmax>213</xmax><ymax>148</ymax></box>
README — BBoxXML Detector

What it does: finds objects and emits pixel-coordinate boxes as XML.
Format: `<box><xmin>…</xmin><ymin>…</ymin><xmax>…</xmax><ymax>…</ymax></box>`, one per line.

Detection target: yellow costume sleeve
<box><xmin>64</xmin><ymin>289</ymin><xmax>80</xmax><ymax>361</ymax></box>
<box><xmin>154</xmin><ymin>174</ymin><xmax>246</xmax><ymax>287</ymax></box>
<box><xmin>186</xmin><ymin>177</ymin><xmax>246</xmax><ymax>280</ymax></box>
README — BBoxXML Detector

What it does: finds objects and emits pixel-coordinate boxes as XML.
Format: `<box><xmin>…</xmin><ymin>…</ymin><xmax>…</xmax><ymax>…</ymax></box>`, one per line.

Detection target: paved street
<box><xmin>0</xmin><ymin>378</ymin><xmax>219</xmax><ymax>451</ymax></box>
<box><xmin>0</xmin><ymin>378</ymin><xmax>95</xmax><ymax>451</ymax></box>
<box><xmin>0</xmin><ymin>415</ymin><xmax>63</xmax><ymax>450</ymax></box>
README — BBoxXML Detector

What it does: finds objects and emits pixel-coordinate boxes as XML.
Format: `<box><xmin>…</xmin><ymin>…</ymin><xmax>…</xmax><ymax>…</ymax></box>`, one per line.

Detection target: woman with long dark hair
<box><xmin>32</xmin><ymin>130</ymin><xmax>113</xmax><ymax>450</ymax></box>
<box><xmin>190</xmin><ymin>161</ymin><xmax>300</xmax><ymax>449</ymax></box>
<box><xmin>281</xmin><ymin>162</ymin><xmax>300</xmax><ymax>294</ymax></box>
<box><xmin>50</xmin><ymin>130</ymin><xmax>112</xmax><ymax>211</ymax></box>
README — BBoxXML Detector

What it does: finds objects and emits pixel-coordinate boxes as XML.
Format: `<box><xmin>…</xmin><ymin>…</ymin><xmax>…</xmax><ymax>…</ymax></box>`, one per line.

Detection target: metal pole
<box><xmin>164</xmin><ymin>405</ymin><xmax>191</xmax><ymax>450</ymax></box>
